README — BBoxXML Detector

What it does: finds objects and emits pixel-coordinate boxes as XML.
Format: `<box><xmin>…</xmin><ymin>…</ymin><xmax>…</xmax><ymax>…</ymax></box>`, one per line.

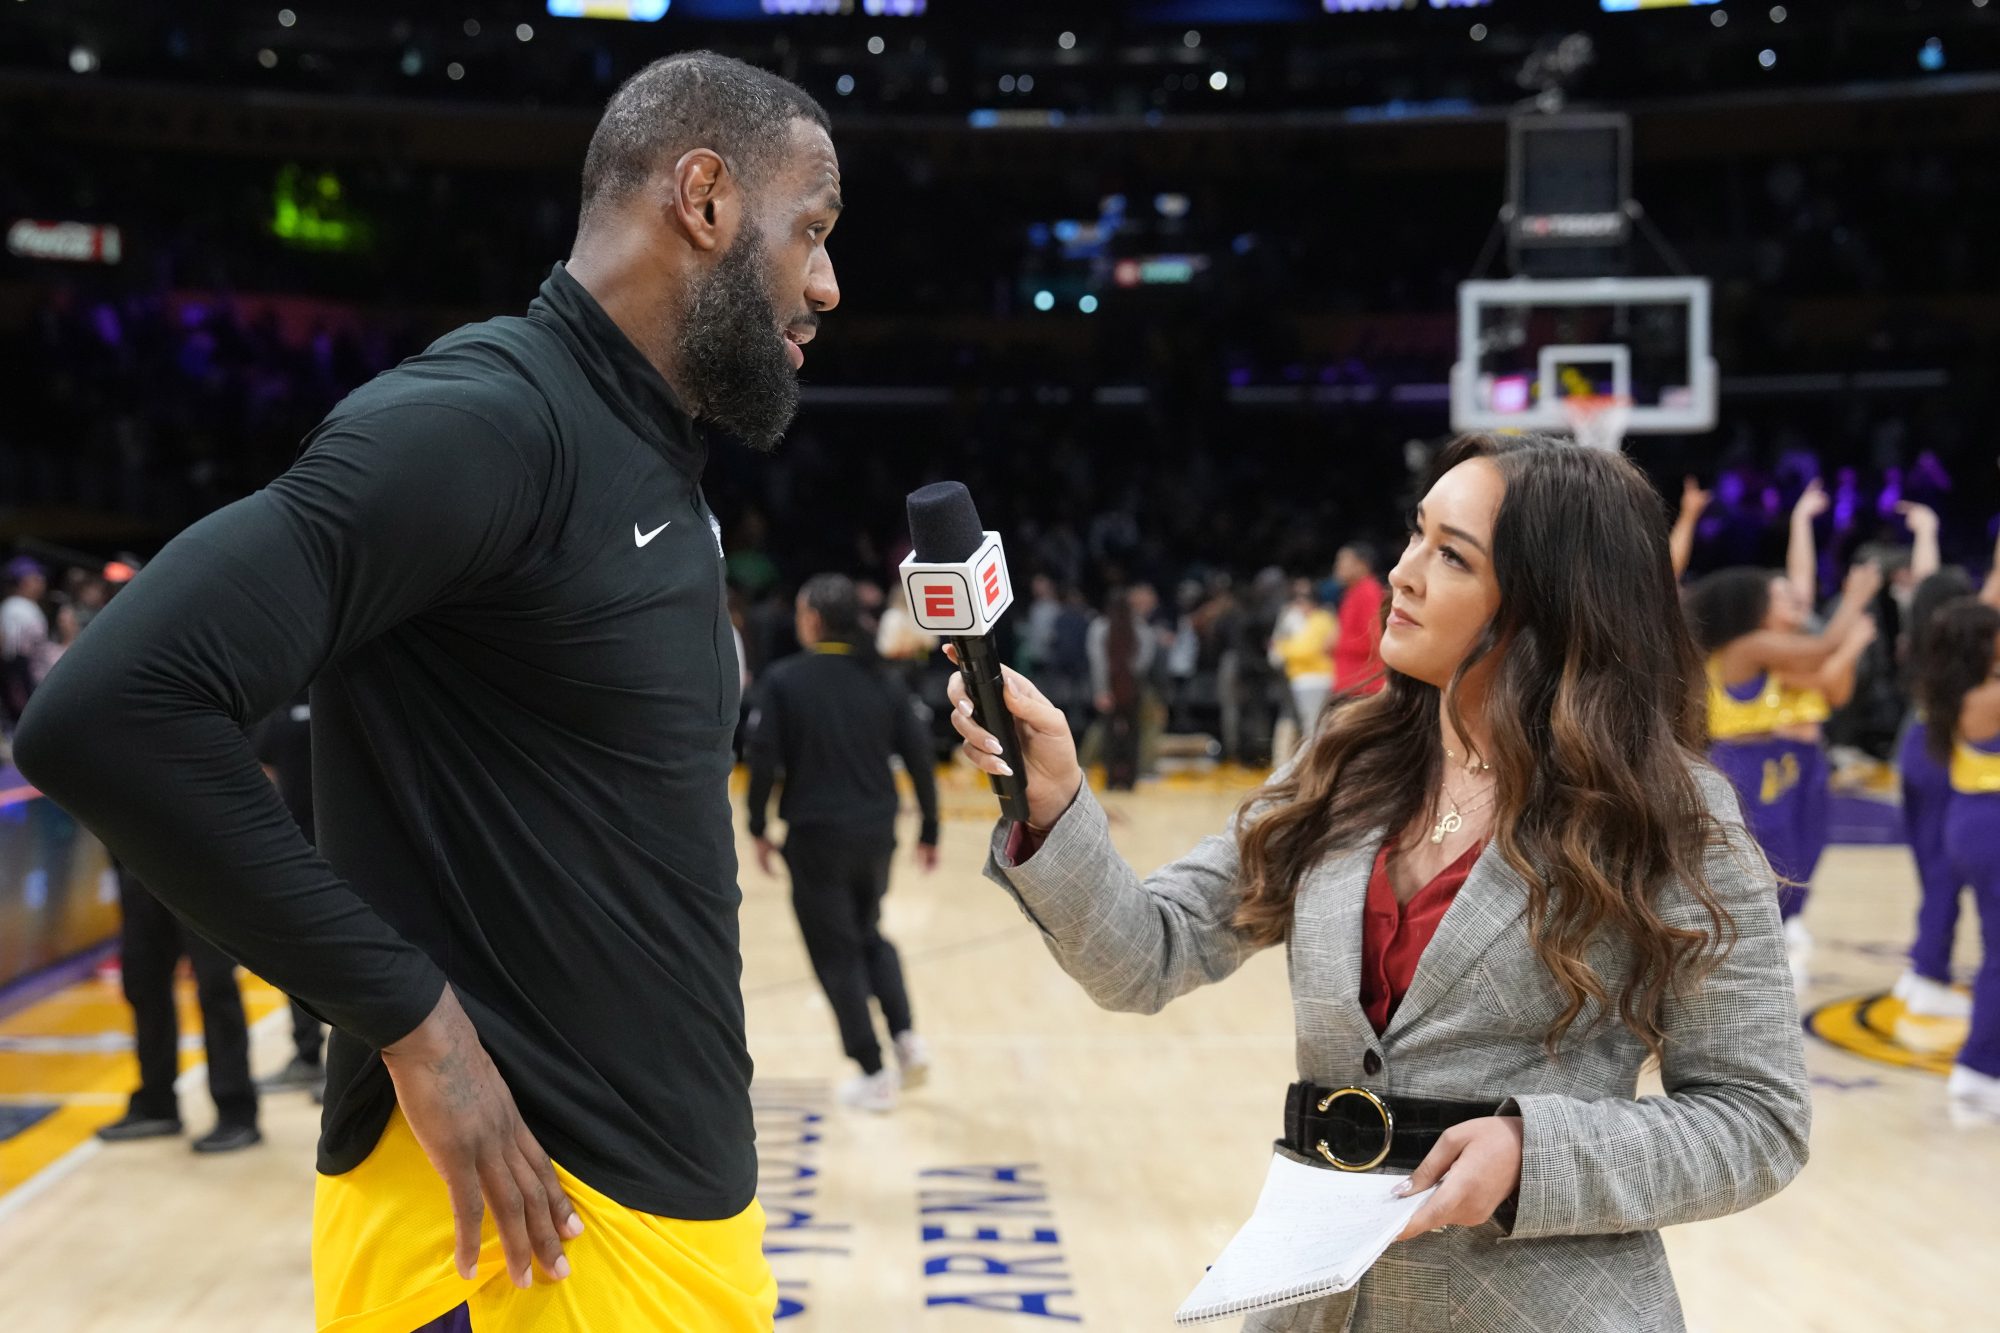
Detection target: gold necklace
<box><xmin>1444</xmin><ymin>745</ymin><xmax>1491</xmax><ymax>774</ymax></box>
<box><xmin>1429</xmin><ymin>780</ymin><xmax>1497</xmax><ymax>845</ymax></box>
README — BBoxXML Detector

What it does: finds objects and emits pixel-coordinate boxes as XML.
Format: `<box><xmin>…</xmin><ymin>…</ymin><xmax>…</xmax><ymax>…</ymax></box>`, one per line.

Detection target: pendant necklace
<box><xmin>1430</xmin><ymin>775</ymin><xmax>1497</xmax><ymax>845</ymax></box>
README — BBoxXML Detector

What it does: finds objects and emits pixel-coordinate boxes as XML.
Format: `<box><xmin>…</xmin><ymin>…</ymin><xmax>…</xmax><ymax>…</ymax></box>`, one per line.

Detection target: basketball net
<box><xmin>1560</xmin><ymin>393</ymin><xmax>1632</xmax><ymax>452</ymax></box>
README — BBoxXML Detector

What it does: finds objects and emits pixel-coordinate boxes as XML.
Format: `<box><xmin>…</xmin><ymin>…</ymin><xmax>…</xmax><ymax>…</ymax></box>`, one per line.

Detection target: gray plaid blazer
<box><xmin>984</xmin><ymin>765</ymin><xmax>1810</xmax><ymax>1333</ymax></box>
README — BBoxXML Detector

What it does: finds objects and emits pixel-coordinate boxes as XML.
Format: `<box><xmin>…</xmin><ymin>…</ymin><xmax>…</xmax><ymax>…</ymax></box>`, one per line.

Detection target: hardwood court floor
<box><xmin>0</xmin><ymin>766</ymin><xmax>1993</xmax><ymax>1331</ymax></box>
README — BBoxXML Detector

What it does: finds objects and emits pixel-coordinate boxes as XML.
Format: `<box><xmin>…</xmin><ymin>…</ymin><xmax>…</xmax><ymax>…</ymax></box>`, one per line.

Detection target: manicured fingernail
<box><xmin>564</xmin><ymin>1213</ymin><xmax>585</xmax><ymax>1238</ymax></box>
<box><xmin>996</xmin><ymin>761</ymin><xmax>1015</xmax><ymax>777</ymax></box>
<box><xmin>553</xmin><ymin>1255</ymin><xmax>572</xmax><ymax>1280</ymax></box>
<box><xmin>958</xmin><ymin>699</ymin><xmax>974</xmax><ymax>717</ymax></box>
<box><xmin>1392</xmin><ymin>1181</ymin><xmax>1410</xmax><ymax>1196</ymax></box>
<box><xmin>515</xmin><ymin>1268</ymin><xmax>532</xmax><ymax>1289</ymax></box>
<box><xmin>457</xmin><ymin>1261</ymin><xmax>475</xmax><ymax>1281</ymax></box>
<box><xmin>985</xmin><ymin>737</ymin><xmax>1005</xmax><ymax>756</ymax></box>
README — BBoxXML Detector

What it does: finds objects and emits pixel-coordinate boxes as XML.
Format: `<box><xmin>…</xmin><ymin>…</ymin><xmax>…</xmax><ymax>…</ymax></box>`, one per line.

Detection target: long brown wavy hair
<box><xmin>1915</xmin><ymin>597</ymin><xmax>2000</xmax><ymax>766</ymax></box>
<box><xmin>1233</xmin><ymin>434</ymin><xmax>1736</xmax><ymax>1059</ymax></box>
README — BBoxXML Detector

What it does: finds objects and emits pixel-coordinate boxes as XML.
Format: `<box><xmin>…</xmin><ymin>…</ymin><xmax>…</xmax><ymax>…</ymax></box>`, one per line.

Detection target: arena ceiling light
<box><xmin>517</xmin><ymin>23</ymin><xmax>534</xmax><ymax>40</ymax></box>
<box><xmin>68</xmin><ymin>46</ymin><xmax>98</xmax><ymax>74</ymax></box>
<box><xmin>1058</xmin><ymin>32</ymin><xmax>1076</xmax><ymax>50</ymax></box>
<box><xmin>278</xmin><ymin>8</ymin><xmax>296</xmax><ymax>26</ymax></box>
<box><xmin>1209</xmin><ymin>70</ymin><xmax>1229</xmax><ymax>91</ymax></box>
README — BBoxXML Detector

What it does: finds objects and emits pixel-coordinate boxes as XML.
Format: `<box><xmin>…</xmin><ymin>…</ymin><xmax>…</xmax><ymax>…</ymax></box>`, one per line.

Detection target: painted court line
<box><xmin>0</xmin><ymin>1005</ymin><xmax>291</xmax><ymax>1224</ymax></box>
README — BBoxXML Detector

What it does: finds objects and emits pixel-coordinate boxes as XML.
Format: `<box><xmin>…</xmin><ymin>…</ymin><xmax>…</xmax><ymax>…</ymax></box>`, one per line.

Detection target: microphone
<box><xmin>901</xmin><ymin>482</ymin><xmax>1031</xmax><ymax>823</ymax></box>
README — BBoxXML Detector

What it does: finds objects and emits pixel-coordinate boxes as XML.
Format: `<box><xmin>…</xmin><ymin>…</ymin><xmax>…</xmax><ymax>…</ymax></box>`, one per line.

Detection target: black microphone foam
<box><xmin>906</xmin><ymin>482</ymin><xmax>985</xmax><ymax>563</ymax></box>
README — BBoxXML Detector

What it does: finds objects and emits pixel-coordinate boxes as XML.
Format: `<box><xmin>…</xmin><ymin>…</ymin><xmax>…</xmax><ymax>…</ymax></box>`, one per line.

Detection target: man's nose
<box><xmin>807</xmin><ymin>248</ymin><xmax>839</xmax><ymax>314</ymax></box>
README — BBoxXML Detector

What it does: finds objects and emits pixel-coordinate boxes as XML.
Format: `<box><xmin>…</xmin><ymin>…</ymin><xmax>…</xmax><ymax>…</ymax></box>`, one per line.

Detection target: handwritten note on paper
<box><xmin>1175</xmin><ymin>1154</ymin><xmax>1434</xmax><ymax>1324</ymax></box>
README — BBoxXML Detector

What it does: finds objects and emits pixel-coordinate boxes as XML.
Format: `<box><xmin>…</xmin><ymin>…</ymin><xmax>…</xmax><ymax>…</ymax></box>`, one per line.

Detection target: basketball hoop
<box><xmin>1559</xmin><ymin>393</ymin><xmax>1632</xmax><ymax>451</ymax></box>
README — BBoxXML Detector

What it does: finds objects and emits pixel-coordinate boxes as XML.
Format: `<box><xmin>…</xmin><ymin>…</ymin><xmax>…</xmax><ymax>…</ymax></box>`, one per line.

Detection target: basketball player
<box><xmin>14</xmin><ymin>51</ymin><xmax>840</xmax><ymax>1332</ymax></box>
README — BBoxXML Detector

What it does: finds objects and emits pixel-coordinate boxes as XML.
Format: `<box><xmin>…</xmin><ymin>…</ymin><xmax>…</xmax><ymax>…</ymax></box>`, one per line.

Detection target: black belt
<box><xmin>1282</xmin><ymin>1081</ymin><xmax>1500</xmax><ymax>1173</ymax></box>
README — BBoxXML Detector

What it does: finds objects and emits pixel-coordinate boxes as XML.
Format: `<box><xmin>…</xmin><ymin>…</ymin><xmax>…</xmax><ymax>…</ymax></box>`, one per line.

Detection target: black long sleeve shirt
<box><xmin>745</xmin><ymin>645</ymin><xmax>941</xmax><ymax>846</ymax></box>
<box><xmin>15</xmin><ymin>265</ymin><xmax>755</xmax><ymax>1218</ymax></box>
<box><xmin>251</xmin><ymin>693</ymin><xmax>314</xmax><ymax>842</ymax></box>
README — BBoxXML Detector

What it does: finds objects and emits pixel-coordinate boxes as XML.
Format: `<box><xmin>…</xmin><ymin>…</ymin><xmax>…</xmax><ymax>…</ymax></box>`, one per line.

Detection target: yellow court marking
<box><xmin>0</xmin><ymin>971</ymin><xmax>287</xmax><ymax>1200</ymax></box>
<box><xmin>1802</xmin><ymin>990</ymin><xmax>1967</xmax><ymax>1075</ymax></box>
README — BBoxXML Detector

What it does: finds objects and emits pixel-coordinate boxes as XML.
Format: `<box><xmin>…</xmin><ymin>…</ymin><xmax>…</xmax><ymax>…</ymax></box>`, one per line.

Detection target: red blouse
<box><xmin>1359</xmin><ymin>838</ymin><xmax>1483</xmax><ymax>1035</ymax></box>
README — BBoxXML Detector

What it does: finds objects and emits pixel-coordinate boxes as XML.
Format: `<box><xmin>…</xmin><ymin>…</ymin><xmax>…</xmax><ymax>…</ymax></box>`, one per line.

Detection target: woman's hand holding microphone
<box><xmin>942</xmin><ymin>645</ymin><xmax>1084</xmax><ymax>832</ymax></box>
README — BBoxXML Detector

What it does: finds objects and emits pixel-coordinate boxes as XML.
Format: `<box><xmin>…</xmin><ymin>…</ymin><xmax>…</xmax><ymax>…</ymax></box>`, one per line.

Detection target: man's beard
<box><xmin>673</xmin><ymin>223</ymin><xmax>799</xmax><ymax>453</ymax></box>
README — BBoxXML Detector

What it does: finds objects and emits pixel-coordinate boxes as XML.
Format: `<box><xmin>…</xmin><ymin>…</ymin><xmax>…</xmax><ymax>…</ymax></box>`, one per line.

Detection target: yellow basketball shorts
<box><xmin>312</xmin><ymin>1108</ymin><xmax>776</xmax><ymax>1332</ymax></box>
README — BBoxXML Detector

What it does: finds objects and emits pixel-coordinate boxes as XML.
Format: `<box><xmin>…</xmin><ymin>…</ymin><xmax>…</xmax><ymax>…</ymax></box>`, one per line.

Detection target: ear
<box><xmin>668</xmin><ymin>148</ymin><xmax>733</xmax><ymax>253</ymax></box>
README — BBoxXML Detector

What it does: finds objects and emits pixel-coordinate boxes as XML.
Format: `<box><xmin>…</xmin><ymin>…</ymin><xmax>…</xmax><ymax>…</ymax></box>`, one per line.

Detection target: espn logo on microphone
<box><xmin>899</xmin><ymin>533</ymin><xmax>1014</xmax><ymax>636</ymax></box>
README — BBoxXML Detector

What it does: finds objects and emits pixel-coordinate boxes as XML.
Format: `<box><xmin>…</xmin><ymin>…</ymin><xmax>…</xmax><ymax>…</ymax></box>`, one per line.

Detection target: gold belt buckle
<box><xmin>1314</xmin><ymin>1086</ymin><xmax>1395</xmax><ymax>1172</ymax></box>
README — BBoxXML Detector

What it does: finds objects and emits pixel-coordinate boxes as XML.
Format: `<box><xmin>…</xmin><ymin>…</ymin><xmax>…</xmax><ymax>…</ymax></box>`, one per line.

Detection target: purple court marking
<box><xmin>1828</xmin><ymin>791</ymin><xmax>1905</xmax><ymax>846</ymax></box>
<box><xmin>0</xmin><ymin>941</ymin><xmax>118</xmax><ymax>1025</ymax></box>
<box><xmin>0</xmin><ymin>1105</ymin><xmax>58</xmax><ymax>1143</ymax></box>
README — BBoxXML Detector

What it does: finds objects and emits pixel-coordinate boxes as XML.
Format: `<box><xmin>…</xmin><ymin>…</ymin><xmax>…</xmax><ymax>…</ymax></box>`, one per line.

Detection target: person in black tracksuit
<box><xmin>746</xmin><ymin>574</ymin><xmax>940</xmax><ymax>1112</ymax></box>
<box><xmin>100</xmin><ymin>864</ymin><xmax>260</xmax><ymax>1153</ymax></box>
<box><xmin>252</xmin><ymin>691</ymin><xmax>327</xmax><ymax>1097</ymax></box>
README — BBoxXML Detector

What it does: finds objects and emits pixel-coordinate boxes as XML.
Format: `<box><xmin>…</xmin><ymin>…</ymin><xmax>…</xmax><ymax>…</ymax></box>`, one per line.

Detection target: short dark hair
<box><xmin>1341</xmin><ymin>541</ymin><xmax>1381</xmax><ymax>575</ymax></box>
<box><xmin>799</xmin><ymin>573</ymin><xmax>862</xmax><ymax>639</ymax></box>
<box><xmin>581</xmin><ymin>51</ymin><xmax>830</xmax><ymax>223</ymax></box>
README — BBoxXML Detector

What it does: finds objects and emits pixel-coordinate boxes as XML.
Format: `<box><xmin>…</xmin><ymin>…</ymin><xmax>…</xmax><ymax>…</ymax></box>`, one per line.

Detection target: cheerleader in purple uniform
<box><xmin>1912</xmin><ymin>597</ymin><xmax>2000</xmax><ymax>1120</ymax></box>
<box><xmin>1685</xmin><ymin>483</ymin><xmax>1881</xmax><ymax>987</ymax></box>
<box><xmin>1896</xmin><ymin>566</ymin><xmax>1978</xmax><ymax>1020</ymax></box>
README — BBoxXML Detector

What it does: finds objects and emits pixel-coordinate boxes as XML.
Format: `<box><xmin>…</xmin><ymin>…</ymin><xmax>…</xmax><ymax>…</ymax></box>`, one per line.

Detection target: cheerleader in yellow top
<box><xmin>1683</xmin><ymin>483</ymin><xmax>1881</xmax><ymax>979</ymax></box>
<box><xmin>1913</xmin><ymin>597</ymin><xmax>2000</xmax><ymax>1119</ymax></box>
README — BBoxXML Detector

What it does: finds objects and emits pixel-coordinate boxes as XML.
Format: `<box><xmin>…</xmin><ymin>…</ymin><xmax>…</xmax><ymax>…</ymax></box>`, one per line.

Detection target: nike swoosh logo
<box><xmin>635</xmin><ymin>521</ymin><xmax>671</xmax><ymax>547</ymax></box>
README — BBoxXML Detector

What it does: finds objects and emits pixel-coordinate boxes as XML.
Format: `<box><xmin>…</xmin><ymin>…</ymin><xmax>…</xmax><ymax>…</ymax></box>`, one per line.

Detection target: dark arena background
<box><xmin>1</xmin><ymin>2</ymin><xmax>1996</xmax><ymax>1329</ymax></box>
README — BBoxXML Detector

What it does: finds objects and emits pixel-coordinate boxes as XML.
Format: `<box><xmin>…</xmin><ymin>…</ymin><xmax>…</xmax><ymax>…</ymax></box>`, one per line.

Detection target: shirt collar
<box><xmin>529</xmin><ymin>263</ymin><xmax>706</xmax><ymax>476</ymax></box>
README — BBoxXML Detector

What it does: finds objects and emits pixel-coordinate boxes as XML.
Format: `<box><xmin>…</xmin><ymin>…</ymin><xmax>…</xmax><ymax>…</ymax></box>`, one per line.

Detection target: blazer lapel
<box><xmin>1381</xmin><ymin>841</ymin><xmax>1526</xmax><ymax>1042</ymax></box>
<box><xmin>1290</xmin><ymin>828</ymin><xmax>1384</xmax><ymax>1053</ymax></box>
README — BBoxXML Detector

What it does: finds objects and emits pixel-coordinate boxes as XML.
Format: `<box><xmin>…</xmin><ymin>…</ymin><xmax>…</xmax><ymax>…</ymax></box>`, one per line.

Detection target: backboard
<box><xmin>1450</xmin><ymin>276</ymin><xmax>1716</xmax><ymax>436</ymax></box>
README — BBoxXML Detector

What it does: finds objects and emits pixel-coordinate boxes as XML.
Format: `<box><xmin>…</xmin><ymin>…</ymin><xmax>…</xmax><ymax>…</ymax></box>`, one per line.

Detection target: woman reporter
<box><xmin>948</xmin><ymin>434</ymin><xmax>1809</xmax><ymax>1333</ymax></box>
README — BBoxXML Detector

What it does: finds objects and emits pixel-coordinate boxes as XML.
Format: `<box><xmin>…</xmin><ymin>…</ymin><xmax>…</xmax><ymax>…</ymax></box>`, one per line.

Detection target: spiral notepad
<box><xmin>1173</xmin><ymin>1153</ymin><xmax>1434</xmax><ymax>1324</ymax></box>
